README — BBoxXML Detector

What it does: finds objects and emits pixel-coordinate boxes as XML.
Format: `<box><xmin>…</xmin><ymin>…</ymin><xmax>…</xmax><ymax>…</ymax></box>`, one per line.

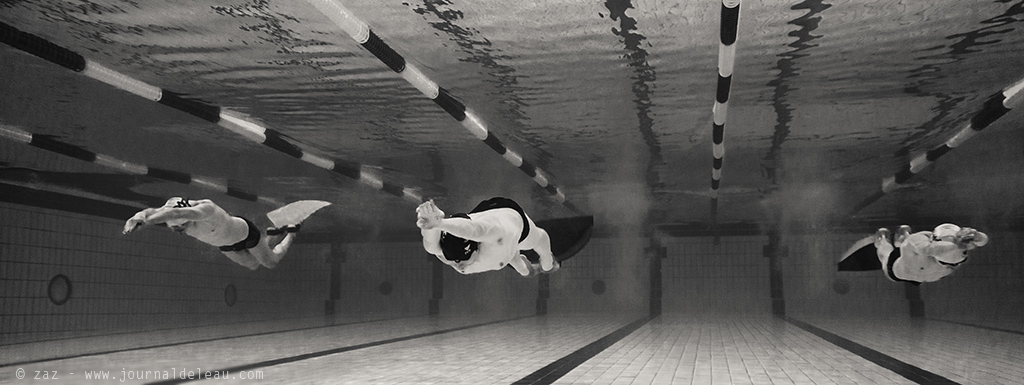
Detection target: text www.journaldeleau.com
<box><xmin>69</xmin><ymin>368</ymin><xmax>263</xmax><ymax>381</ymax></box>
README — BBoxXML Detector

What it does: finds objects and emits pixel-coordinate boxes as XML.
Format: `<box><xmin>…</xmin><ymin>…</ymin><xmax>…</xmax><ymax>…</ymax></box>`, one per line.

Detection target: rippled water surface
<box><xmin>3</xmin><ymin>0</ymin><xmax>1024</xmax><ymax>235</ymax></box>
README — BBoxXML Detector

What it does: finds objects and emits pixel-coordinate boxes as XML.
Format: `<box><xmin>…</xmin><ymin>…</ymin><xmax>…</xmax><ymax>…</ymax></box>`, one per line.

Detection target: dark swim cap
<box><xmin>439</xmin><ymin>213</ymin><xmax>478</xmax><ymax>262</ymax></box>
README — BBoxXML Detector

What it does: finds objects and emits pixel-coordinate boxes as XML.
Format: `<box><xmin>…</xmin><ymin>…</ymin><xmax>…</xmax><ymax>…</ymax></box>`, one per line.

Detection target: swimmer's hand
<box><xmin>123</xmin><ymin>213</ymin><xmax>146</xmax><ymax>234</ymax></box>
<box><xmin>956</xmin><ymin>228</ymin><xmax>988</xmax><ymax>248</ymax></box>
<box><xmin>454</xmin><ymin>260</ymin><xmax>472</xmax><ymax>274</ymax></box>
<box><xmin>416</xmin><ymin>200</ymin><xmax>444</xmax><ymax>230</ymax></box>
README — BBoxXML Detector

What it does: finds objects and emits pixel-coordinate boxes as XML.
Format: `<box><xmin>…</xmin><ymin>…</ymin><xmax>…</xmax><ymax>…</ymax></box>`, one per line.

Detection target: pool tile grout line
<box><xmin>782</xmin><ymin>316</ymin><xmax>959</xmax><ymax>385</ymax></box>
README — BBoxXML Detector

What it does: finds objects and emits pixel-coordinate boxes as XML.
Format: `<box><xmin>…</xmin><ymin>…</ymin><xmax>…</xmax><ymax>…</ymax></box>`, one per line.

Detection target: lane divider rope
<box><xmin>0</xmin><ymin>123</ymin><xmax>281</xmax><ymax>206</ymax></box>
<box><xmin>0</xmin><ymin>20</ymin><xmax>422</xmax><ymax>205</ymax></box>
<box><xmin>305</xmin><ymin>0</ymin><xmax>578</xmax><ymax>212</ymax></box>
<box><xmin>710</xmin><ymin>0</ymin><xmax>742</xmax><ymax>236</ymax></box>
<box><xmin>849</xmin><ymin>76</ymin><xmax>1024</xmax><ymax>215</ymax></box>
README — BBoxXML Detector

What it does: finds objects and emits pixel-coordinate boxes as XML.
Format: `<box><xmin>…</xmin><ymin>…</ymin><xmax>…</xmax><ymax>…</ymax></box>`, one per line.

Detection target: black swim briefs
<box><xmin>885</xmin><ymin>247</ymin><xmax>922</xmax><ymax>286</ymax></box>
<box><xmin>466</xmin><ymin>197</ymin><xmax>530</xmax><ymax>243</ymax></box>
<box><xmin>218</xmin><ymin>217</ymin><xmax>261</xmax><ymax>252</ymax></box>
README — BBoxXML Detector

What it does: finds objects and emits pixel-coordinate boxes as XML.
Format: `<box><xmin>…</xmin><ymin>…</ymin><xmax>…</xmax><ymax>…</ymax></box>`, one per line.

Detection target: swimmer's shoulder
<box><xmin>187</xmin><ymin>199</ymin><xmax>226</xmax><ymax>217</ymax></box>
<box><xmin>907</xmin><ymin>231</ymin><xmax>933</xmax><ymax>243</ymax></box>
<box><xmin>190</xmin><ymin>198</ymin><xmax>215</xmax><ymax>205</ymax></box>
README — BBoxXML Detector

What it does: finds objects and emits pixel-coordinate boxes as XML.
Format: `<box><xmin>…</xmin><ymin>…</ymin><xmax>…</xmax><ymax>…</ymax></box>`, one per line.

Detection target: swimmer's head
<box><xmin>439</xmin><ymin>213</ymin><xmax>478</xmax><ymax>262</ymax></box>
<box><xmin>440</xmin><ymin>232</ymin><xmax>478</xmax><ymax>262</ymax></box>
<box><xmin>164</xmin><ymin>197</ymin><xmax>192</xmax><ymax>208</ymax></box>
<box><xmin>933</xmin><ymin>223</ymin><xmax>961</xmax><ymax>241</ymax></box>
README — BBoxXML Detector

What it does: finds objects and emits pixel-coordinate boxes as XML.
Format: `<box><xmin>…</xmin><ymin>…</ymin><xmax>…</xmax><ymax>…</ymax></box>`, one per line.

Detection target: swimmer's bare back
<box><xmin>123</xmin><ymin>198</ymin><xmax>248</xmax><ymax>247</ymax></box>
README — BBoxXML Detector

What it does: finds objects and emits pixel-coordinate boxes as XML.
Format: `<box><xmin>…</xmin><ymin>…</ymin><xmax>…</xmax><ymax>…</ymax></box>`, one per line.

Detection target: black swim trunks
<box><xmin>885</xmin><ymin>247</ymin><xmax>922</xmax><ymax>286</ymax></box>
<box><xmin>439</xmin><ymin>197</ymin><xmax>531</xmax><ymax>262</ymax></box>
<box><xmin>219</xmin><ymin>217</ymin><xmax>261</xmax><ymax>252</ymax></box>
<box><xmin>467</xmin><ymin>197</ymin><xmax>530</xmax><ymax>243</ymax></box>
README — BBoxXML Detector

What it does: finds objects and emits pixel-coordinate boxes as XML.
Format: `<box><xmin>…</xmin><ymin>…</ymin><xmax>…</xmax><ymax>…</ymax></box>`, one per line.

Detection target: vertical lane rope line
<box><xmin>848</xmin><ymin>76</ymin><xmax>1024</xmax><ymax>216</ymax></box>
<box><xmin>305</xmin><ymin>0</ymin><xmax>579</xmax><ymax>213</ymax></box>
<box><xmin>0</xmin><ymin>20</ymin><xmax>423</xmax><ymax>205</ymax></box>
<box><xmin>711</xmin><ymin>0</ymin><xmax>742</xmax><ymax>239</ymax></box>
<box><xmin>0</xmin><ymin>123</ymin><xmax>279</xmax><ymax>206</ymax></box>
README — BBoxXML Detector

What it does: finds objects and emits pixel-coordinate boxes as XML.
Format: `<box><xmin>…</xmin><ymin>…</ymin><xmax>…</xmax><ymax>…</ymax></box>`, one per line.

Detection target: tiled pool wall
<box><xmin>3</xmin><ymin>201</ymin><xmax>1021</xmax><ymax>348</ymax></box>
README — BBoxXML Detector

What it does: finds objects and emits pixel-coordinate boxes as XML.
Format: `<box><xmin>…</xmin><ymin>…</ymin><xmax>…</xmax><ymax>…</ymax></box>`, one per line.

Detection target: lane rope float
<box><xmin>0</xmin><ymin>21</ymin><xmax>423</xmax><ymax>205</ymax></box>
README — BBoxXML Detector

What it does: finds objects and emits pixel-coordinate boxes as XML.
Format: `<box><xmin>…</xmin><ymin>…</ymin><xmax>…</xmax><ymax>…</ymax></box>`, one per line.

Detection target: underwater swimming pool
<box><xmin>2</xmin><ymin>0</ymin><xmax>1023</xmax><ymax>383</ymax></box>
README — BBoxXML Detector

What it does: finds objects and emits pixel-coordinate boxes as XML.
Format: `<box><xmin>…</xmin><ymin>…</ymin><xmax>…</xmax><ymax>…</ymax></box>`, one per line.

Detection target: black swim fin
<box><xmin>522</xmin><ymin>215</ymin><xmax>595</xmax><ymax>263</ymax></box>
<box><xmin>838</xmin><ymin>235</ymin><xmax>882</xmax><ymax>271</ymax></box>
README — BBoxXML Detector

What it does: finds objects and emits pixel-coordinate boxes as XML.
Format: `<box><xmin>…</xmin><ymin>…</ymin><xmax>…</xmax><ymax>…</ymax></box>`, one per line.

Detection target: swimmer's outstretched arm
<box><xmin>417</xmin><ymin>200</ymin><xmax>445</xmax><ymax>255</ymax></box>
<box><xmin>147</xmin><ymin>204</ymin><xmax>211</xmax><ymax>223</ymax></box>
<box><xmin>434</xmin><ymin>217</ymin><xmax>498</xmax><ymax>242</ymax></box>
<box><xmin>416</xmin><ymin>200</ymin><xmax>464</xmax><ymax>269</ymax></box>
<box><xmin>416</xmin><ymin>200</ymin><xmax>499</xmax><ymax>242</ymax></box>
<box><xmin>906</xmin><ymin>230</ymin><xmax>987</xmax><ymax>264</ymax></box>
<box><xmin>419</xmin><ymin>235</ymin><xmax>470</xmax><ymax>273</ymax></box>
<box><xmin>420</xmin><ymin>227</ymin><xmax>463</xmax><ymax>270</ymax></box>
<box><xmin>123</xmin><ymin>204</ymin><xmax>213</xmax><ymax>234</ymax></box>
<box><xmin>905</xmin><ymin>233</ymin><xmax>960</xmax><ymax>254</ymax></box>
<box><xmin>421</xmin><ymin>228</ymin><xmax>444</xmax><ymax>256</ymax></box>
<box><xmin>123</xmin><ymin>208</ymin><xmax>160</xmax><ymax>234</ymax></box>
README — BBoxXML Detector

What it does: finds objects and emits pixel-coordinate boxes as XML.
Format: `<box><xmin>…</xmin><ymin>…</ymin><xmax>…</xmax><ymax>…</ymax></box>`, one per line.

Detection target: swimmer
<box><xmin>872</xmin><ymin>223</ymin><xmax>989</xmax><ymax>284</ymax></box>
<box><xmin>416</xmin><ymin>197</ymin><xmax>557</xmax><ymax>277</ymax></box>
<box><xmin>123</xmin><ymin>197</ymin><xmax>329</xmax><ymax>270</ymax></box>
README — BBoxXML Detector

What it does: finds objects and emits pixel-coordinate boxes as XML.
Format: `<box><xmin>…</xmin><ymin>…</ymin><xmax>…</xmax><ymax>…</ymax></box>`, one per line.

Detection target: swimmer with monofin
<box><xmin>839</xmin><ymin>223</ymin><xmax>989</xmax><ymax>284</ymax></box>
<box><xmin>416</xmin><ymin>197</ymin><xmax>593</xmax><ymax>277</ymax></box>
<box><xmin>123</xmin><ymin>198</ymin><xmax>330</xmax><ymax>270</ymax></box>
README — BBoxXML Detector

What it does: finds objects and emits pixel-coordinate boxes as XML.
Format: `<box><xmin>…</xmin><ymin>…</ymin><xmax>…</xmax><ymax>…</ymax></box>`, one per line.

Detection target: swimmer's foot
<box><xmin>267</xmin><ymin>224</ymin><xmax>301</xmax><ymax>236</ymax></box>
<box><xmin>540</xmin><ymin>256</ymin><xmax>554</xmax><ymax>271</ymax></box>
<box><xmin>875</xmin><ymin>228</ymin><xmax>891</xmax><ymax>243</ymax></box>
<box><xmin>542</xmin><ymin>261</ymin><xmax>561</xmax><ymax>274</ymax></box>
<box><xmin>895</xmin><ymin>225</ymin><xmax>911</xmax><ymax>247</ymax></box>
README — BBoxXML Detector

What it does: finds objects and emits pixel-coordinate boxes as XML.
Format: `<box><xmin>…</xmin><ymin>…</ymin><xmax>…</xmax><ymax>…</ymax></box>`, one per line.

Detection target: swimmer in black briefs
<box><xmin>875</xmin><ymin>223</ymin><xmax>989</xmax><ymax>284</ymax></box>
<box><xmin>416</xmin><ymin>197</ymin><xmax>557</xmax><ymax>276</ymax></box>
<box><xmin>123</xmin><ymin>197</ymin><xmax>301</xmax><ymax>270</ymax></box>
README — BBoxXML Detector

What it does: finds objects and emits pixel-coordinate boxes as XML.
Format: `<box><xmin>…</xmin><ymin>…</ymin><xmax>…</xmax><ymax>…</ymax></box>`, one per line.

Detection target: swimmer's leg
<box><xmin>509</xmin><ymin>254</ymin><xmax>532</xmax><ymax>277</ymax></box>
<box><xmin>522</xmin><ymin>223</ymin><xmax>556</xmax><ymax>271</ymax></box>
<box><xmin>875</xmin><ymin>228</ymin><xmax>894</xmax><ymax>269</ymax></box>
<box><xmin>250</xmin><ymin>226</ymin><xmax>299</xmax><ymax>268</ymax></box>
<box><xmin>894</xmin><ymin>225</ymin><xmax>911</xmax><ymax>247</ymax></box>
<box><xmin>246</xmin><ymin>244</ymin><xmax>278</xmax><ymax>269</ymax></box>
<box><xmin>270</xmin><ymin>231</ymin><xmax>297</xmax><ymax>258</ymax></box>
<box><xmin>221</xmin><ymin>250</ymin><xmax>261</xmax><ymax>270</ymax></box>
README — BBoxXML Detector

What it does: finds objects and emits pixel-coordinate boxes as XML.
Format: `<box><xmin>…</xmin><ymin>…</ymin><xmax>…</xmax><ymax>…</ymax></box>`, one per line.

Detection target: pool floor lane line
<box><xmin>783</xmin><ymin>316</ymin><xmax>959</xmax><ymax>385</ymax></box>
<box><xmin>0</xmin><ymin>315</ymin><xmax>422</xmax><ymax>368</ymax></box>
<box><xmin>146</xmin><ymin>316</ymin><xmax>532</xmax><ymax>385</ymax></box>
<box><xmin>511</xmin><ymin>316</ymin><xmax>655</xmax><ymax>385</ymax></box>
<box><xmin>929</xmin><ymin>318</ymin><xmax>1024</xmax><ymax>336</ymax></box>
